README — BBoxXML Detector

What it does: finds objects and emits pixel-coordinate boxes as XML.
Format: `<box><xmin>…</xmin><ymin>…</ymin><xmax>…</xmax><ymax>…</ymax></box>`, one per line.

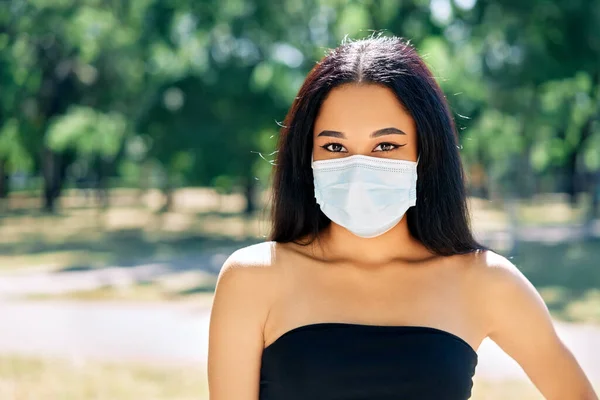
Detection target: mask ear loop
<box><xmin>416</xmin><ymin>155</ymin><xmax>420</xmax><ymax>165</ymax></box>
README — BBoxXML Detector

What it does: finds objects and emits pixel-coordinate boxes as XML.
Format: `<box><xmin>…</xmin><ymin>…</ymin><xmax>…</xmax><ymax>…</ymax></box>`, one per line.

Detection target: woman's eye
<box><xmin>322</xmin><ymin>143</ymin><xmax>347</xmax><ymax>152</ymax></box>
<box><xmin>374</xmin><ymin>143</ymin><xmax>398</xmax><ymax>152</ymax></box>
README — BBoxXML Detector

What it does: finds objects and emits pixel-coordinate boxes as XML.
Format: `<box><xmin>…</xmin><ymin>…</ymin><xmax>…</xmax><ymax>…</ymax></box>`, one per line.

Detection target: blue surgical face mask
<box><xmin>311</xmin><ymin>154</ymin><xmax>419</xmax><ymax>238</ymax></box>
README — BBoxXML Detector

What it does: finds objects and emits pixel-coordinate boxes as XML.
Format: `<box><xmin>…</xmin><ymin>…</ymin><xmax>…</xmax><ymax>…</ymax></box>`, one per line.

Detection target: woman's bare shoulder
<box><xmin>210</xmin><ymin>242</ymin><xmax>286</xmax><ymax>344</ymax></box>
<box><xmin>213</xmin><ymin>241</ymin><xmax>292</xmax><ymax>309</ymax></box>
<box><xmin>461</xmin><ymin>248</ymin><xmax>522</xmax><ymax>283</ymax></box>
<box><xmin>221</xmin><ymin>241</ymin><xmax>277</xmax><ymax>268</ymax></box>
<box><xmin>453</xmin><ymin>249</ymin><xmax>520</xmax><ymax>302</ymax></box>
<box><xmin>460</xmin><ymin>249</ymin><xmax>548</xmax><ymax>331</ymax></box>
<box><xmin>216</xmin><ymin>241</ymin><xmax>281</xmax><ymax>288</ymax></box>
<box><xmin>218</xmin><ymin>240</ymin><xmax>310</xmax><ymax>276</ymax></box>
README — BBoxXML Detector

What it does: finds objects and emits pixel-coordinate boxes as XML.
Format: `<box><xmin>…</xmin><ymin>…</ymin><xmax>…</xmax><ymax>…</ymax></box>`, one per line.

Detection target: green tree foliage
<box><xmin>0</xmin><ymin>0</ymin><xmax>598</xmax><ymax>216</ymax></box>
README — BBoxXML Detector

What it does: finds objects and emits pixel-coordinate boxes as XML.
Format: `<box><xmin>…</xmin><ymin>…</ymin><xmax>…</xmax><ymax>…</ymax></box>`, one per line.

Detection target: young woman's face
<box><xmin>313</xmin><ymin>83</ymin><xmax>418</xmax><ymax>162</ymax></box>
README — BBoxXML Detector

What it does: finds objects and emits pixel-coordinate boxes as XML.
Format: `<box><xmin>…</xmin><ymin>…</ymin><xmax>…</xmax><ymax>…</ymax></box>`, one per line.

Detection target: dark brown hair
<box><xmin>269</xmin><ymin>35</ymin><xmax>484</xmax><ymax>256</ymax></box>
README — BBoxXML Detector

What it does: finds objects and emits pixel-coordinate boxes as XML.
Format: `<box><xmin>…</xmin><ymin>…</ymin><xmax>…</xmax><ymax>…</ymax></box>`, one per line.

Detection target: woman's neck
<box><xmin>310</xmin><ymin>218</ymin><xmax>436</xmax><ymax>267</ymax></box>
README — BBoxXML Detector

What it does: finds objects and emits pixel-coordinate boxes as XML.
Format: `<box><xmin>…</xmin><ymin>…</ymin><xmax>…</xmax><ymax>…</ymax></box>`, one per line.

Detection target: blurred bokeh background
<box><xmin>0</xmin><ymin>0</ymin><xmax>599</xmax><ymax>398</ymax></box>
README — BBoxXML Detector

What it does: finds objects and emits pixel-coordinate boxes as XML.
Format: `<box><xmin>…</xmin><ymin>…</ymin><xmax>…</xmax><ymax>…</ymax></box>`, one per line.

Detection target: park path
<box><xmin>0</xmin><ymin>300</ymin><xmax>599</xmax><ymax>382</ymax></box>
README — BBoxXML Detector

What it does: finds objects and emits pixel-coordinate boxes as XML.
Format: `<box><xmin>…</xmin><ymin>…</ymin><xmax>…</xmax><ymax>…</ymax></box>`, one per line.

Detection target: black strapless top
<box><xmin>259</xmin><ymin>323</ymin><xmax>478</xmax><ymax>400</ymax></box>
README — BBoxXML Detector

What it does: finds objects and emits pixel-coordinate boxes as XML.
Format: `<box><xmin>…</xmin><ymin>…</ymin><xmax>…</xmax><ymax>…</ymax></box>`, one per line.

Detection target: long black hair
<box><xmin>269</xmin><ymin>34</ymin><xmax>485</xmax><ymax>256</ymax></box>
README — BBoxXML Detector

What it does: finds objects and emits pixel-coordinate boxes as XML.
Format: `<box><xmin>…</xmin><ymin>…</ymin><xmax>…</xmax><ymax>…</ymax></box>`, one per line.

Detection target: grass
<box><xmin>511</xmin><ymin>239</ymin><xmax>600</xmax><ymax>323</ymax></box>
<box><xmin>473</xmin><ymin>378</ymin><xmax>600</xmax><ymax>399</ymax></box>
<box><xmin>25</xmin><ymin>281</ymin><xmax>217</xmax><ymax>307</ymax></box>
<box><xmin>0</xmin><ymin>209</ymin><xmax>263</xmax><ymax>273</ymax></box>
<box><xmin>1</xmin><ymin>354</ymin><xmax>596</xmax><ymax>400</ymax></box>
<box><xmin>0</xmin><ymin>355</ymin><xmax>207</xmax><ymax>400</ymax></box>
<box><xmin>0</xmin><ymin>190</ymin><xmax>592</xmax><ymax>273</ymax></box>
<box><xmin>0</xmin><ymin>188</ymin><xmax>267</xmax><ymax>272</ymax></box>
<box><xmin>471</xmin><ymin>379</ymin><xmax>543</xmax><ymax>400</ymax></box>
<box><xmin>23</xmin><ymin>267</ymin><xmax>219</xmax><ymax>307</ymax></box>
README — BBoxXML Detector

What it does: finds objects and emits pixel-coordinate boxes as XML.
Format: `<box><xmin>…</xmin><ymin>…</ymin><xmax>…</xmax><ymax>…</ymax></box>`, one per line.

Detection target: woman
<box><xmin>207</xmin><ymin>35</ymin><xmax>597</xmax><ymax>399</ymax></box>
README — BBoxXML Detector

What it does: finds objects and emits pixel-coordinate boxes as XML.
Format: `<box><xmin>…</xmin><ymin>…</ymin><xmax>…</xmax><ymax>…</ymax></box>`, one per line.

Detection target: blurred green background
<box><xmin>0</xmin><ymin>0</ymin><xmax>599</xmax><ymax>398</ymax></box>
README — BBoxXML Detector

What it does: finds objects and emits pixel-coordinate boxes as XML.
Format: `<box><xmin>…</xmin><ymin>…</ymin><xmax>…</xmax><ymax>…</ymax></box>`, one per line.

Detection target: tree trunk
<box><xmin>515</xmin><ymin>87</ymin><xmax>539</xmax><ymax>199</ymax></box>
<box><xmin>565</xmin><ymin>151</ymin><xmax>578</xmax><ymax>207</ymax></box>
<box><xmin>591</xmin><ymin>173</ymin><xmax>600</xmax><ymax>220</ymax></box>
<box><xmin>571</xmin><ymin>99</ymin><xmax>598</xmax><ymax>208</ymax></box>
<box><xmin>137</xmin><ymin>161</ymin><xmax>151</xmax><ymax>208</ymax></box>
<box><xmin>505</xmin><ymin>195</ymin><xmax>521</xmax><ymax>257</ymax></box>
<box><xmin>0</xmin><ymin>158</ymin><xmax>8</xmax><ymax>213</ymax></box>
<box><xmin>0</xmin><ymin>158</ymin><xmax>8</xmax><ymax>199</ymax></box>
<box><xmin>585</xmin><ymin>71</ymin><xmax>600</xmax><ymax>221</ymax></box>
<box><xmin>41</xmin><ymin>148</ymin><xmax>63</xmax><ymax>213</ymax></box>
<box><xmin>244</xmin><ymin>177</ymin><xmax>257</xmax><ymax>216</ymax></box>
<box><xmin>160</xmin><ymin>175</ymin><xmax>174</xmax><ymax>213</ymax></box>
<box><xmin>95</xmin><ymin>157</ymin><xmax>110</xmax><ymax>209</ymax></box>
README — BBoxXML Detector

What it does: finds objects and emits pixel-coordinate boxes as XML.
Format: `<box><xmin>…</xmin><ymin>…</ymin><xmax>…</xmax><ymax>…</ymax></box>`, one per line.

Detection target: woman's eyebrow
<box><xmin>316</xmin><ymin>127</ymin><xmax>407</xmax><ymax>139</ymax></box>
<box><xmin>317</xmin><ymin>130</ymin><xmax>346</xmax><ymax>138</ymax></box>
<box><xmin>370</xmin><ymin>127</ymin><xmax>407</xmax><ymax>138</ymax></box>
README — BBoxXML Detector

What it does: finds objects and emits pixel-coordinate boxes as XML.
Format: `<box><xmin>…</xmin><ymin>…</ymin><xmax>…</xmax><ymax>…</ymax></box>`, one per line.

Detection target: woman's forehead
<box><xmin>314</xmin><ymin>84</ymin><xmax>416</xmax><ymax>138</ymax></box>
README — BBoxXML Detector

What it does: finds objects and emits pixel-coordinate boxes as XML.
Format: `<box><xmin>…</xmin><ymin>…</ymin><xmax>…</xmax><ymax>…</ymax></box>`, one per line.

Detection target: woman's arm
<box><xmin>482</xmin><ymin>251</ymin><xmax>598</xmax><ymax>399</ymax></box>
<box><xmin>207</xmin><ymin>244</ymin><xmax>276</xmax><ymax>400</ymax></box>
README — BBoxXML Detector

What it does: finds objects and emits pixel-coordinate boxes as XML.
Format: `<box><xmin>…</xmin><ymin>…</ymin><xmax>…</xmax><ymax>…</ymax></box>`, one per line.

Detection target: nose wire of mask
<box><xmin>311</xmin><ymin>154</ymin><xmax>419</xmax><ymax>238</ymax></box>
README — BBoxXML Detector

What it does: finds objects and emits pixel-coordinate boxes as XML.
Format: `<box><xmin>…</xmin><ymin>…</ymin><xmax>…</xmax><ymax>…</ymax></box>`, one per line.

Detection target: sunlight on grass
<box><xmin>0</xmin><ymin>191</ymin><xmax>593</xmax><ymax>273</ymax></box>
<box><xmin>26</xmin><ymin>285</ymin><xmax>216</xmax><ymax>308</ymax></box>
<box><xmin>0</xmin><ymin>206</ymin><xmax>263</xmax><ymax>273</ymax></box>
<box><xmin>0</xmin><ymin>355</ymin><xmax>207</xmax><ymax>400</ymax></box>
<box><xmin>0</xmin><ymin>250</ymin><xmax>112</xmax><ymax>272</ymax></box>
<box><xmin>472</xmin><ymin>378</ymin><xmax>600</xmax><ymax>399</ymax></box>
<box><xmin>24</xmin><ymin>272</ymin><xmax>217</xmax><ymax>307</ymax></box>
<box><xmin>471</xmin><ymin>378</ymin><xmax>543</xmax><ymax>399</ymax></box>
<box><xmin>563</xmin><ymin>289</ymin><xmax>600</xmax><ymax>323</ymax></box>
<box><xmin>517</xmin><ymin>194</ymin><xmax>588</xmax><ymax>226</ymax></box>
